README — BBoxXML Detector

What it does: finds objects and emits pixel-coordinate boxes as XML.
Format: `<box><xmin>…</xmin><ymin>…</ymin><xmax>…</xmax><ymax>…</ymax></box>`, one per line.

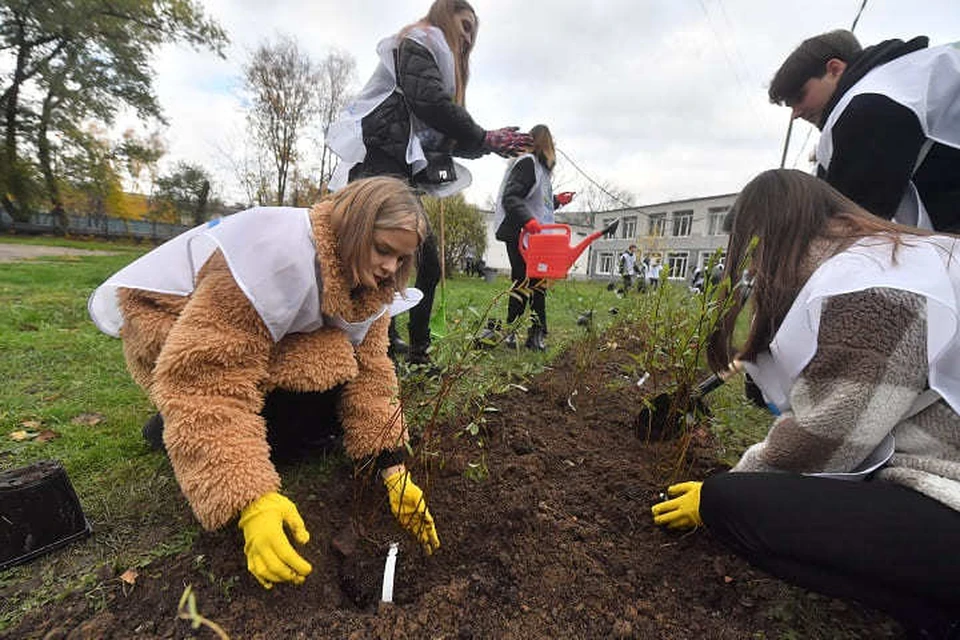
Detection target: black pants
<box><xmin>505</xmin><ymin>239</ymin><xmax>546</xmax><ymax>330</ymax></box>
<box><xmin>407</xmin><ymin>230</ymin><xmax>440</xmax><ymax>351</ymax></box>
<box><xmin>700</xmin><ymin>472</ymin><xmax>960</xmax><ymax>634</ymax></box>
<box><xmin>260</xmin><ymin>388</ymin><xmax>344</xmax><ymax>463</ymax></box>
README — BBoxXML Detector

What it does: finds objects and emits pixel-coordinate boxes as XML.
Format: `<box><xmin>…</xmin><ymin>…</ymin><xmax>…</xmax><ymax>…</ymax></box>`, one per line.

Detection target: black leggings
<box><xmin>505</xmin><ymin>239</ymin><xmax>546</xmax><ymax>330</ymax></box>
<box><xmin>700</xmin><ymin>472</ymin><xmax>960</xmax><ymax>633</ymax></box>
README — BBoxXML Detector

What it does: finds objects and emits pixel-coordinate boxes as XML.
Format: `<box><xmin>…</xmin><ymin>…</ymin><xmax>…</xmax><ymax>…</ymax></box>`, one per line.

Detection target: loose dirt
<box><xmin>4</xmin><ymin>328</ymin><xmax>902</xmax><ymax>639</ymax></box>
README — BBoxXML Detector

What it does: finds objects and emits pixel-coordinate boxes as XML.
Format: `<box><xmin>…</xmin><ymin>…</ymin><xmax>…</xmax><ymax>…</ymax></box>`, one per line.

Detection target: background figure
<box><xmin>89</xmin><ymin>177</ymin><xmax>440</xmax><ymax>589</ymax></box>
<box><xmin>487</xmin><ymin>124</ymin><xmax>574</xmax><ymax>351</ymax></box>
<box><xmin>646</xmin><ymin>259</ymin><xmax>662</xmax><ymax>289</ymax></box>
<box><xmin>616</xmin><ymin>244</ymin><xmax>642</xmax><ymax>295</ymax></box>
<box><xmin>769</xmin><ymin>29</ymin><xmax>960</xmax><ymax>231</ymax></box>
<box><xmin>326</xmin><ymin>0</ymin><xmax>531</xmax><ymax>366</ymax></box>
<box><xmin>653</xmin><ymin>170</ymin><xmax>960</xmax><ymax>637</ymax></box>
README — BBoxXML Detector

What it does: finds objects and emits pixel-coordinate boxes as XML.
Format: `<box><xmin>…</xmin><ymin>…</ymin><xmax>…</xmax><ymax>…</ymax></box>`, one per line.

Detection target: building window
<box><xmin>598</xmin><ymin>253</ymin><xmax>615</xmax><ymax>275</ymax></box>
<box><xmin>666</xmin><ymin>251</ymin><xmax>690</xmax><ymax>279</ymax></box>
<box><xmin>647</xmin><ymin>213</ymin><xmax>666</xmax><ymax>237</ymax></box>
<box><xmin>602</xmin><ymin>219</ymin><xmax>617</xmax><ymax>239</ymax></box>
<box><xmin>623</xmin><ymin>216</ymin><xmax>637</xmax><ymax>239</ymax></box>
<box><xmin>699</xmin><ymin>249</ymin><xmax>726</xmax><ymax>270</ymax></box>
<box><xmin>672</xmin><ymin>210</ymin><xmax>693</xmax><ymax>237</ymax></box>
<box><xmin>708</xmin><ymin>206</ymin><xmax>730</xmax><ymax>236</ymax></box>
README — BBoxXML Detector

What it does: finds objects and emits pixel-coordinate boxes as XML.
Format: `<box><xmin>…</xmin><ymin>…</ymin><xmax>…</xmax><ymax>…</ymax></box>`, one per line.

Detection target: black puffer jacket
<box><xmin>350</xmin><ymin>38</ymin><xmax>486</xmax><ymax>181</ymax></box>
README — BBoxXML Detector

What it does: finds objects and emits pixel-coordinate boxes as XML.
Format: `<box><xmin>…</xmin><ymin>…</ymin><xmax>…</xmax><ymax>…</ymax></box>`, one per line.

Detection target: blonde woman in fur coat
<box><xmin>89</xmin><ymin>176</ymin><xmax>439</xmax><ymax>589</ymax></box>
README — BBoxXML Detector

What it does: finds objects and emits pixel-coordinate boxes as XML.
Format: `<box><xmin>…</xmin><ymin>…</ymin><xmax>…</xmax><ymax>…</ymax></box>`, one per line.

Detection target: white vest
<box><xmin>88</xmin><ymin>207</ymin><xmax>422</xmax><ymax>345</ymax></box>
<box><xmin>817</xmin><ymin>43</ymin><xmax>960</xmax><ymax>229</ymax></box>
<box><xmin>493</xmin><ymin>153</ymin><xmax>554</xmax><ymax>237</ymax></box>
<box><xmin>327</xmin><ymin>25</ymin><xmax>470</xmax><ymax>195</ymax></box>
<box><xmin>744</xmin><ymin>236</ymin><xmax>960</xmax><ymax>417</ymax></box>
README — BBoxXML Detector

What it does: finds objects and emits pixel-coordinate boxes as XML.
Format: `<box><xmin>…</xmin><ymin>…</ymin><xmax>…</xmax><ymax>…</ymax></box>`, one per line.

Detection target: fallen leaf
<box><xmin>723</xmin><ymin>575</ymin><xmax>734</xmax><ymax>584</ymax></box>
<box><xmin>35</xmin><ymin>429</ymin><xmax>60</xmax><ymax>442</ymax></box>
<box><xmin>9</xmin><ymin>430</ymin><xmax>38</xmax><ymax>441</ymax></box>
<box><xmin>119</xmin><ymin>569</ymin><xmax>138</xmax><ymax>585</ymax></box>
<box><xmin>71</xmin><ymin>413</ymin><xmax>105</xmax><ymax>427</ymax></box>
<box><xmin>20</xmin><ymin>419</ymin><xmax>41</xmax><ymax>430</ymax></box>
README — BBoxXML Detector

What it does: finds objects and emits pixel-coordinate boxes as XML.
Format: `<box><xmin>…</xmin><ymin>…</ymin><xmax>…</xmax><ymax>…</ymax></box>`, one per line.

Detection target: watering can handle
<box><xmin>518</xmin><ymin>223</ymin><xmax>571</xmax><ymax>260</ymax></box>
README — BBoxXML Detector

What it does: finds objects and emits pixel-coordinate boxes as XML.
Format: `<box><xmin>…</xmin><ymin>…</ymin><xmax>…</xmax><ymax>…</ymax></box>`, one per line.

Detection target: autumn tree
<box><xmin>0</xmin><ymin>0</ymin><xmax>227</xmax><ymax>220</ymax></box>
<box><xmin>152</xmin><ymin>161</ymin><xmax>216</xmax><ymax>225</ymax></box>
<box><xmin>316</xmin><ymin>49</ymin><xmax>356</xmax><ymax>191</ymax></box>
<box><xmin>243</xmin><ymin>34</ymin><xmax>319</xmax><ymax>206</ymax></box>
<box><xmin>422</xmin><ymin>194</ymin><xmax>487</xmax><ymax>274</ymax></box>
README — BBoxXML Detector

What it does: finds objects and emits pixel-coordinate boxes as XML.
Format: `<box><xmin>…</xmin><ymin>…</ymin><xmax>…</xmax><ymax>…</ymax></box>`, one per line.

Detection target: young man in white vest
<box><xmin>769</xmin><ymin>30</ymin><xmax>960</xmax><ymax>232</ymax></box>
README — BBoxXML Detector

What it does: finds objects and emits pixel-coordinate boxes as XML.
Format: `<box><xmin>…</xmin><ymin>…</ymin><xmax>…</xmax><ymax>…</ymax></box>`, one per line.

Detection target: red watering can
<box><xmin>519</xmin><ymin>219</ymin><xmax>620</xmax><ymax>279</ymax></box>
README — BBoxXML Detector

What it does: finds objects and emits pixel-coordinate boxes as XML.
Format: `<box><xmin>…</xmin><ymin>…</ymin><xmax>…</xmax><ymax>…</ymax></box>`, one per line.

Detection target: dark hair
<box><xmin>530</xmin><ymin>124</ymin><xmax>555</xmax><ymax>171</ymax></box>
<box><xmin>768</xmin><ymin>30</ymin><xmax>862</xmax><ymax>105</ymax></box>
<box><xmin>707</xmin><ymin>169</ymin><xmax>929</xmax><ymax>372</ymax></box>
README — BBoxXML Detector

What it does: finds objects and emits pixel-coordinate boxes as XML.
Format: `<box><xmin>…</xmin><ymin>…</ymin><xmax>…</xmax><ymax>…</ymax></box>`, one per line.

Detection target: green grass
<box><xmin>0</xmin><ymin>235</ymin><xmax>769</xmax><ymax>631</ymax></box>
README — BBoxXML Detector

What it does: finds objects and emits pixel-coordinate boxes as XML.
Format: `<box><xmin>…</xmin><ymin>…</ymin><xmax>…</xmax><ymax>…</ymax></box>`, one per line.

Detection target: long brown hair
<box><xmin>328</xmin><ymin>176</ymin><xmax>427</xmax><ymax>292</ymax></box>
<box><xmin>401</xmin><ymin>0</ymin><xmax>476</xmax><ymax>105</ymax></box>
<box><xmin>707</xmin><ymin>169</ymin><xmax>930</xmax><ymax>371</ymax></box>
<box><xmin>530</xmin><ymin>124</ymin><xmax>556</xmax><ymax>171</ymax></box>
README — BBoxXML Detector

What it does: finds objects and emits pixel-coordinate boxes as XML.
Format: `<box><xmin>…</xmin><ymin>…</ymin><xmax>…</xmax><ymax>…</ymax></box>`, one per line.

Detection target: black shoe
<box><xmin>525</xmin><ymin>327</ymin><xmax>546</xmax><ymax>352</ymax></box>
<box><xmin>142</xmin><ymin>413</ymin><xmax>165</xmax><ymax>451</ymax></box>
<box><xmin>503</xmin><ymin>331</ymin><xmax>518</xmax><ymax>350</ymax></box>
<box><xmin>388</xmin><ymin>336</ymin><xmax>410</xmax><ymax>360</ymax></box>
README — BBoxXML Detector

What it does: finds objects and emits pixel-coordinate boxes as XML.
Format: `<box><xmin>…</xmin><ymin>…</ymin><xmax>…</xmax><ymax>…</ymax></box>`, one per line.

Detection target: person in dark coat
<box><xmin>327</xmin><ymin>0</ymin><xmax>531</xmax><ymax>365</ymax></box>
<box><xmin>769</xmin><ymin>30</ymin><xmax>960</xmax><ymax>232</ymax></box>
<box><xmin>486</xmin><ymin>124</ymin><xmax>574</xmax><ymax>351</ymax></box>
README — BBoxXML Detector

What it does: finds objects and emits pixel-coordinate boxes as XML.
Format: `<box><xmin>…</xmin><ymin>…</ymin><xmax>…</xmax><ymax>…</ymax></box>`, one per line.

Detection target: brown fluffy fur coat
<box><xmin>117</xmin><ymin>203</ymin><xmax>406</xmax><ymax>530</ymax></box>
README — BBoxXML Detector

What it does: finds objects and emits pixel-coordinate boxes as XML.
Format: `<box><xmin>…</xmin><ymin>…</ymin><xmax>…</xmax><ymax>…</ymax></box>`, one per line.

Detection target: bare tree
<box><xmin>316</xmin><ymin>49</ymin><xmax>356</xmax><ymax>191</ymax></box>
<box><xmin>243</xmin><ymin>34</ymin><xmax>319</xmax><ymax>205</ymax></box>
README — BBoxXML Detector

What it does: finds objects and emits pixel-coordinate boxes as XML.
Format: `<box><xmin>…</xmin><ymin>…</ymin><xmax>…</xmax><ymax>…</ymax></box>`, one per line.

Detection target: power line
<box><xmin>555</xmin><ymin>146</ymin><xmax>635</xmax><ymax>209</ymax></box>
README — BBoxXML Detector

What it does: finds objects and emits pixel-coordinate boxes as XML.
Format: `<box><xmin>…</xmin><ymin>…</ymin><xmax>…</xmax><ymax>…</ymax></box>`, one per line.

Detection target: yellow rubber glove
<box><xmin>383</xmin><ymin>469</ymin><xmax>440</xmax><ymax>554</ymax></box>
<box><xmin>238</xmin><ymin>492</ymin><xmax>312</xmax><ymax>589</ymax></box>
<box><xmin>651</xmin><ymin>481</ymin><xmax>704</xmax><ymax>530</ymax></box>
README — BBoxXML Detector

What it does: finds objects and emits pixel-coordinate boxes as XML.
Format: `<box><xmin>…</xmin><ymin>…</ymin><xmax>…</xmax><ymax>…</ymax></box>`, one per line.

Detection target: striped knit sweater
<box><xmin>733</xmin><ymin>286</ymin><xmax>960</xmax><ymax>513</ymax></box>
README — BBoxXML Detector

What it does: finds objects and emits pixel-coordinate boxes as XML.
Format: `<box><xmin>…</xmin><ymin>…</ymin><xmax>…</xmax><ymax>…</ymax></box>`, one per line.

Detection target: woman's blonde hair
<box><xmin>418</xmin><ymin>0</ymin><xmax>477</xmax><ymax>105</ymax></box>
<box><xmin>327</xmin><ymin>177</ymin><xmax>427</xmax><ymax>291</ymax></box>
<box><xmin>530</xmin><ymin>124</ymin><xmax>556</xmax><ymax>171</ymax></box>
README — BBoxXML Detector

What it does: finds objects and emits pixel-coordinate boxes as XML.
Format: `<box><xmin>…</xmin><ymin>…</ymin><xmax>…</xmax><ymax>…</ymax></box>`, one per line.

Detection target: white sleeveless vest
<box><xmin>744</xmin><ymin>236</ymin><xmax>960</xmax><ymax>417</ymax></box>
<box><xmin>817</xmin><ymin>43</ymin><xmax>960</xmax><ymax>229</ymax></box>
<box><xmin>88</xmin><ymin>207</ymin><xmax>422</xmax><ymax>344</ymax></box>
<box><xmin>493</xmin><ymin>153</ymin><xmax>554</xmax><ymax>237</ymax></box>
<box><xmin>327</xmin><ymin>25</ymin><xmax>470</xmax><ymax>194</ymax></box>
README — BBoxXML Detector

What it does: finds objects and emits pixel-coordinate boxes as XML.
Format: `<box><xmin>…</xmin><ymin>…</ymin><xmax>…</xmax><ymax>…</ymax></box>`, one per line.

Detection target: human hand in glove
<box><xmin>483</xmin><ymin>127</ymin><xmax>533</xmax><ymax>157</ymax></box>
<box><xmin>556</xmin><ymin>191</ymin><xmax>576</xmax><ymax>206</ymax></box>
<box><xmin>651</xmin><ymin>481</ymin><xmax>703</xmax><ymax>530</ymax></box>
<box><xmin>383</xmin><ymin>467</ymin><xmax>440</xmax><ymax>554</ymax></box>
<box><xmin>523</xmin><ymin>218</ymin><xmax>543</xmax><ymax>234</ymax></box>
<box><xmin>238</xmin><ymin>492</ymin><xmax>312</xmax><ymax>589</ymax></box>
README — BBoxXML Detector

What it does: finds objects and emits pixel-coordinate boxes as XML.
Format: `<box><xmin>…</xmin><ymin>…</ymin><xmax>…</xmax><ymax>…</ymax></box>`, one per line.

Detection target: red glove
<box><xmin>523</xmin><ymin>218</ymin><xmax>543</xmax><ymax>234</ymax></box>
<box><xmin>556</xmin><ymin>192</ymin><xmax>575</xmax><ymax>206</ymax></box>
<box><xmin>483</xmin><ymin>127</ymin><xmax>533</xmax><ymax>158</ymax></box>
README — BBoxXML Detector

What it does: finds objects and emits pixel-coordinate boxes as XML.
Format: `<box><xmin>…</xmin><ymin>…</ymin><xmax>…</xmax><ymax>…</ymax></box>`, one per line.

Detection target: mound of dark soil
<box><xmin>6</xmin><ymin>331</ymin><xmax>901</xmax><ymax>639</ymax></box>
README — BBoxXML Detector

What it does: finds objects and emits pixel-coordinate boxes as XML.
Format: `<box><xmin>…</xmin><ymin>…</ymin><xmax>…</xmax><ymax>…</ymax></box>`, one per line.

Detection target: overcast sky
<box><xmin>131</xmin><ymin>0</ymin><xmax>960</xmax><ymax>210</ymax></box>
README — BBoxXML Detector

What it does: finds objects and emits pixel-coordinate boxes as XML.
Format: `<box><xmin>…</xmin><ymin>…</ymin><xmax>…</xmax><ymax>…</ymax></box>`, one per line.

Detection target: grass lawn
<box><xmin>0</xmin><ymin>234</ymin><xmax>766</xmax><ymax>630</ymax></box>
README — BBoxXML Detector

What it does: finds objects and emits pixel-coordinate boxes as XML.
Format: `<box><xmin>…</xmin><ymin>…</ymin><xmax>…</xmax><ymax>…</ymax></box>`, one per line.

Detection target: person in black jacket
<box><xmin>768</xmin><ymin>30</ymin><xmax>960</xmax><ymax>232</ymax></box>
<box><xmin>485</xmin><ymin>125</ymin><xmax>574</xmax><ymax>351</ymax></box>
<box><xmin>327</xmin><ymin>0</ymin><xmax>531</xmax><ymax>366</ymax></box>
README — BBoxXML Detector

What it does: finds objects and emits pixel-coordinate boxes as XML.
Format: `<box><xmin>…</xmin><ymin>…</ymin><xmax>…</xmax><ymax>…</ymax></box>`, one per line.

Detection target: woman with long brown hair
<box><xmin>652</xmin><ymin>169</ymin><xmax>960</xmax><ymax>636</ymax></box>
<box><xmin>328</xmin><ymin>0</ymin><xmax>531</xmax><ymax>366</ymax></box>
<box><xmin>485</xmin><ymin>124</ymin><xmax>574</xmax><ymax>350</ymax></box>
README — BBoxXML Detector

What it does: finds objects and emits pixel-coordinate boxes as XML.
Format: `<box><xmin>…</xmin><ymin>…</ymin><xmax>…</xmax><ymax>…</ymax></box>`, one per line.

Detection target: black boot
<box><xmin>475</xmin><ymin>319</ymin><xmax>502</xmax><ymax>349</ymax></box>
<box><xmin>142</xmin><ymin>413</ymin><xmax>165</xmax><ymax>451</ymax></box>
<box><xmin>525</xmin><ymin>326</ymin><xmax>546</xmax><ymax>351</ymax></box>
<box><xmin>387</xmin><ymin>319</ymin><xmax>409</xmax><ymax>361</ymax></box>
